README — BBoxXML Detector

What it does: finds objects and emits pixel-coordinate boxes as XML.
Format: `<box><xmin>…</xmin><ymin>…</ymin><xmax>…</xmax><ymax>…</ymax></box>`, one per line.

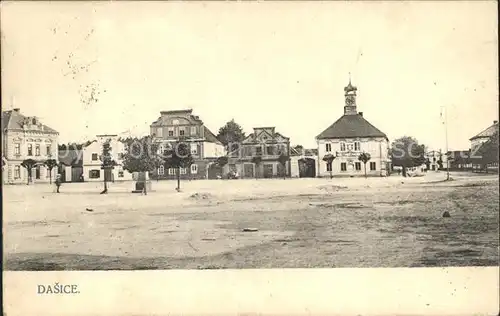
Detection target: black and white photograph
<box><xmin>1</xmin><ymin>0</ymin><xmax>499</xmax><ymax>314</ymax></box>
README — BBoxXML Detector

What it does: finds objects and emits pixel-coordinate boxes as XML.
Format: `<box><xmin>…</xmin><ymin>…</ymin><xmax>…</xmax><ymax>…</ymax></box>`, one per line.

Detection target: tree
<box><xmin>100</xmin><ymin>139</ymin><xmax>117</xmax><ymax>194</ymax></box>
<box><xmin>216</xmin><ymin>119</ymin><xmax>246</xmax><ymax>148</ymax></box>
<box><xmin>322</xmin><ymin>153</ymin><xmax>336</xmax><ymax>179</ymax></box>
<box><xmin>44</xmin><ymin>159</ymin><xmax>58</xmax><ymax>184</ymax></box>
<box><xmin>122</xmin><ymin>136</ymin><xmax>162</xmax><ymax>195</ymax></box>
<box><xmin>358</xmin><ymin>152</ymin><xmax>371</xmax><ymax>178</ymax></box>
<box><xmin>251</xmin><ymin>156</ymin><xmax>262</xmax><ymax>179</ymax></box>
<box><xmin>164</xmin><ymin>141</ymin><xmax>194</xmax><ymax>191</ymax></box>
<box><xmin>58</xmin><ymin>144</ymin><xmax>67</xmax><ymax>151</ymax></box>
<box><xmin>277</xmin><ymin>152</ymin><xmax>289</xmax><ymax>179</ymax></box>
<box><xmin>21</xmin><ymin>159</ymin><xmax>38</xmax><ymax>185</ymax></box>
<box><xmin>216</xmin><ymin>156</ymin><xmax>229</xmax><ymax>178</ymax></box>
<box><xmin>391</xmin><ymin>136</ymin><xmax>426</xmax><ymax>177</ymax></box>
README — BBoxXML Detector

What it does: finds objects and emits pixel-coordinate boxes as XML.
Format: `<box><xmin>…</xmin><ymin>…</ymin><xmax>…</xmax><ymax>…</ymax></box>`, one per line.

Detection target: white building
<box><xmin>316</xmin><ymin>80</ymin><xmax>390</xmax><ymax>177</ymax></box>
<box><xmin>81</xmin><ymin>135</ymin><xmax>134</xmax><ymax>182</ymax></box>
<box><xmin>1</xmin><ymin>108</ymin><xmax>59</xmax><ymax>184</ymax></box>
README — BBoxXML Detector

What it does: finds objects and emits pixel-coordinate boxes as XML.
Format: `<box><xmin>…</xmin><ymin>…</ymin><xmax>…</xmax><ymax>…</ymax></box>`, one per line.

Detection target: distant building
<box><xmin>316</xmin><ymin>79</ymin><xmax>390</xmax><ymax>177</ymax></box>
<box><xmin>425</xmin><ymin>150</ymin><xmax>446</xmax><ymax>171</ymax></box>
<box><xmin>1</xmin><ymin>108</ymin><xmax>59</xmax><ymax>184</ymax></box>
<box><xmin>81</xmin><ymin>135</ymin><xmax>133</xmax><ymax>182</ymax></box>
<box><xmin>469</xmin><ymin>120</ymin><xmax>499</xmax><ymax>171</ymax></box>
<box><xmin>150</xmin><ymin>109</ymin><xmax>224</xmax><ymax>179</ymax></box>
<box><xmin>290</xmin><ymin>146</ymin><xmax>318</xmax><ymax>178</ymax></box>
<box><xmin>57</xmin><ymin>149</ymin><xmax>84</xmax><ymax>183</ymax></box>
<box><xmin>226</xmin><ymin>127</ymin><xmax>291</xmax><ymax>178</ymax></box>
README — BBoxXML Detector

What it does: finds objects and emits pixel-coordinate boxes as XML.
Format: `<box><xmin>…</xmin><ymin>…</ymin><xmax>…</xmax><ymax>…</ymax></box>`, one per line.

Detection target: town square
<box><xmin>1</xmin><ymin>1</ymin><xmax>498</xmax><ymax>271</ymax></box>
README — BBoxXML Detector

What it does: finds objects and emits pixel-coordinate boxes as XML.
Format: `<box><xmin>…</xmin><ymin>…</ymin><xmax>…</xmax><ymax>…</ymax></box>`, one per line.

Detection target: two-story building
<box><xmin>150</xmin><ymin>109</ymin><xmax>224</xmax><ymax>179</ymax></box>
<box><xmin>81</xmin><ymin>134</ymin><xmax>134</xmax><ymax>182</ymax></box>
<box><xmin>1</xmin><ymin>108</ymin><xmax>59</xmax><ymax>184</ymax></box>
<box><xmin>316</xmin><ymin>80</ymin><xmax>390</xmax><ymax>177</ymax></box>
<box><xmin>226</xmin><ymin>127</ymin><xmax>291</xmax><ymax>178</ymax></box>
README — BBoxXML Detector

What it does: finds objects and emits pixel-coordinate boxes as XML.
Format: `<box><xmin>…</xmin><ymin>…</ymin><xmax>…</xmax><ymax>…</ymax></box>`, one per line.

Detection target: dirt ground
<box><xmin>3</xmin><ymin>172</ymin><xmax>499</xmax><ymax>270</ymax></box>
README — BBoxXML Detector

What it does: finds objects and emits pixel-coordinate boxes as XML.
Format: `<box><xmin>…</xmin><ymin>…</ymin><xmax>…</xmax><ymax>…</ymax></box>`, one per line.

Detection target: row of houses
<box><xmin>2</xmin><ymin>79</ymin><xmax>497</xmax><ymax>184</ymax></box>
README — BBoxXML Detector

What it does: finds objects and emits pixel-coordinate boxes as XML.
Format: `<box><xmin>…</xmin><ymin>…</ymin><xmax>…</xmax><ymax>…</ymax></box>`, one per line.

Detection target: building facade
<box><xmin>2</xmin><ymin>108</ymin><xmax>59</xmax><ymax>184</ymax></box>
<box><xmin>469</xmin><ymin>120</ymin><xmax>499</xmax><ymax>171</ymax></box>
<box><xmin>316</xmin><ymin>80</ymin><xmax>390</xmax><ymax>177</ymax></box>
<box><xmin>150</xmin><ymin>109</ymin><xmax>224</xmax><ymax>179</ymax></box>
<box><xmin>225</xmin><ymin>127</ymin><xmax>291</xmax><ymax>178</ymax></box>
<box><xmin>81</xmin><ymin>135</ymin><xmax>134</xmax><ymax>182</ymax></box>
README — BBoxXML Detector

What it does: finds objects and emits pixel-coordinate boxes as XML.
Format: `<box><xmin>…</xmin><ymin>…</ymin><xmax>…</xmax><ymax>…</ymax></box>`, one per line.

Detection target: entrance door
<box><xmin>244</xmin><ymin>164</ymin><xmax>254</xmax><ymax>178</ymax></box>
<box><xmin>35</xmin><ymin>166</ymin><xmax>41</xmax><ymax>179</ymax></box>
<box><xmin>263</xmin><ymin>164</ymin><xmax>273</xmax><ymax>178</ymax></box>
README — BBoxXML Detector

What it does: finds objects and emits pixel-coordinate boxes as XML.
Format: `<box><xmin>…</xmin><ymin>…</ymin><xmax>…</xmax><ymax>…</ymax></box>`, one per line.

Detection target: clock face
<box><xmin>346</xmin><ymin>96</ymin><xmax>355</xmax><ymax>106</ymax></box>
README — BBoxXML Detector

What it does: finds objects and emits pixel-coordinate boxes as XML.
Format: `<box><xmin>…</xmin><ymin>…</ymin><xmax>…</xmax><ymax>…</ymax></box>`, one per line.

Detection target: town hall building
<box><xmin>316</xmin><ymin>79</ymin><xmax>390</xmax><ymax>177</ymax></box>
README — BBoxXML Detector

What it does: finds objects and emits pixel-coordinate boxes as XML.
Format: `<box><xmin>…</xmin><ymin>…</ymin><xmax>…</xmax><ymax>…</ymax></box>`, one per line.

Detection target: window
<box><xmin>158</xmin><ymin>165</ymin><xmax>165</xmax><ymax>175</ymax></box>
<box><xmin>354</xmin><ymin>141</ymin><xmax>360</xmax><ymax>151</ymax></box>
<box><xmin>370</xmin><ymin>162</ymin><xmax>376</xmax><ymax>170</ymax></box>
<box><xmin>355</xmin><ymin>162</ymin><xmax>361</xmax><ymax>171</ymax></box>
<box><xmin>118</xmin><ymin>170</ymin><xmax>124</xmax><ymax>178</ymax></box>
<box><xmin>341</xmin><ymin>163</ymin><xmax>347</xmax><ymax>171</ymax></box>
<box><xmin>326</xmin><ymin>162</ymin><xmax>332</xmax><ymax>172</ymax></box>
<box><xmin>266</xmin><ymin>146</ymin><xmax>275</xmax><ymax>155</ymax></box>
<box><xmin>168</xmin><ymin>128</ymin><xmax>174</xmax><ymax>137</ymax></box>
<box><xmin>92</xmin><ymin>153</ymin><xmax>98</xmax><ymax>161</ymax></box>
<box><xmin>14</xmin><ymin>143</ymin><xmax>20</xmax><ymax>155</ymax></box>
<box><xmin>168</xmin><ymin>168</ymin><xmax>175</xmax><ymax>175</ymax></box>
<box><xmin>190</xmin><ymin>143</ymin><xmax>198</xmax><ymax>155</ymax></box>
<box><xmin>179</xmin><ymin>128</ymin><xmax>185</xmax><ymax>136</ymax></box>
<box><xmin>14</xmin><ymin>165</ymin><xmax>21</xmax><ymax>179</ymax></box>
<box><xmin>190</xmin><ymin>126</ymin><xmax>197</xmax><ymax>136</ymax></box>
<box><xmin>157</xmin><ymin>128</ymin><xmax>163</xmax><ymax>137</ymax></box>
<box><xmin>325</xmin><ymin>143</ymin><xmax>332</xmax><ymax>152</ymax></box>
<box><xmin>255</xmin><ymin>146</ymin><xmax>262</xmax><ymax>156</ymax></box>
<box><xmin>46</xmin><ymin>145</ymin><xmax>51</xmax><ymax>156</ymax></box>
<box><xmin>35</xmin><ymin>144</ymin><xmax>40</xmax><ymax>156</ymax></box>
<box><xmin>191</xmin><ymin>164</ymin><xmax>198</xmax><ymax>174</ymax></box>
<box><xmin>27</xmin><ymin>144</ymin><xmax>33</xmax><ymax>156</ymax></box>
<box><xmin>180</xmin><ymin>168</ymin><xmax>187</xmax><ymax>175</ymax></box>
<box><xmin>89</xmin><ymin>170</ymin><xmax>100</xmax><ymax>178</ymax></box>
<box><xmin>340</xmin><ymin>142</ymin><xmax>346</xmax><ymax>152</ymax></box>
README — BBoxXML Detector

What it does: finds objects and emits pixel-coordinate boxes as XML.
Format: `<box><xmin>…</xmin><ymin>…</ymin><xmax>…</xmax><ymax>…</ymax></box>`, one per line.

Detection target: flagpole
<box><xmin>444</xmin><ymin>106</ymin><xmax>450</xmax><ymax>180</ymax></box>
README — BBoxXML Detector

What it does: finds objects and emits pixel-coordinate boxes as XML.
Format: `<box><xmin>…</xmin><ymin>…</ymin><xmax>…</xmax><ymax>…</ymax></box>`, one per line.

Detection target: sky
<box><xmin>1</xmin><ymin>1</ymin><xmax>498</xmax><ymax>150</ymax></box>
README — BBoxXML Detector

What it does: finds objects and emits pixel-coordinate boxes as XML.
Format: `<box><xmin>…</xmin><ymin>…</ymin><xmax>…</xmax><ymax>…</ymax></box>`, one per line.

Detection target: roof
<box><xmin>203</xmin><ymin>126</ymin><xmax>222</xmax><ymax>145</ymax></box>
<box><xmin>1</xmin><ymin>110</ymin><xmax>58</xmax><ymax>134</ymax></box>
<box><xmin>316</xmin><ymin>113</ymin><xmax>387</xmax><ymax>140</ymax></box>
<box><xmin>470</xmin><ymin>121</ymin><xmax>499</xmax><ymax>141</ymax></box>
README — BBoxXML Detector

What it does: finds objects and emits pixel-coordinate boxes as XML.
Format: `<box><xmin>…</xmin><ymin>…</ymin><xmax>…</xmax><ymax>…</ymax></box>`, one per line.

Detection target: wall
<box><xmin>203</xmin><ymin>141</ymin><xmax>224</xmax><ymax>158</ymax></box>
<box><xmin>317</xmin><ymin>137</ymin><xmax>389</xmax><ymax>177</ymax></box>
<box><xmin>82</xmin><ymin>137</ymin><xmax>133</xmax><ymax>182</ymax></box>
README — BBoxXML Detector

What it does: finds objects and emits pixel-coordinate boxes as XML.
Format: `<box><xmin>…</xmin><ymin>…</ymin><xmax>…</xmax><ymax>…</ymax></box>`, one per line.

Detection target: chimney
<box><xmin>13</xmin><ymin>108</ymin><xmax>20</xmax><ymax>112</ymax></box>
<box><xmin>494</xmin><ymin>120</ymin><xmax>498</xmax><ymax>124</ymax></box>
<box><xmin>359</xmin><ymin>112</ymin><xmax>363</xmax><ymax>117</ymax></box>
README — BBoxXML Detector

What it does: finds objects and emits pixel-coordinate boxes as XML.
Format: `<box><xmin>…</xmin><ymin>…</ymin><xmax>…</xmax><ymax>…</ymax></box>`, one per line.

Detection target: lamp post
<box><xmin>441</xmin><ymin>106</ymin><xmax>450</xmax><ymax>180</ymax></box>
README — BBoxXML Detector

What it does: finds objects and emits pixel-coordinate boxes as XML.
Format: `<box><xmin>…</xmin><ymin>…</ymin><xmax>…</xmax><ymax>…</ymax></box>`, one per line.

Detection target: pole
<box><xmin>444</xmin><ymin>106</ymin><xmax>450</xmax><ymax>180</ymax></box>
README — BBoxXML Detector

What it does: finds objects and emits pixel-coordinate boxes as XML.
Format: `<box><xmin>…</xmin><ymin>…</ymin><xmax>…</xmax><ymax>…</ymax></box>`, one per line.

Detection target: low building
<box><xmin>425</xmin><ymin>150</ymin><xmax>445</xmax><ymax>171</ymax></box>
<box><xmin>150</xmin><ymin>109</ymin><xmax>224</xmax><ymax>179</ymax></box>
<box><xmin>316</xmin><ymin>79</ymin><xmax>390</xmax><ymax>177</ymax></box>
<box><xmin>58</xmin><ymin>149</ymin><xmax>84</xmax><ymax>183</ymax></box>
<box><xmin>226</xmin><ymin>127</ymin><xmax>291</xmax><ymax>178</ymax></box>
<box><xmin>290</xmin><ymin>147</ymin><xmax>318</xmax><ymax>178</ymax></box>
<box><xmin>81</xmin><ymin>135</ymin><xmax>134</xmax><ymax>182</ymax></box>
<box><xmin>469</xmin><ymin>120</ymin><xmax>499</xmax><ymax>171</ymax></box>
<box><xmin>1</xmin><ymin>108</ymin><xmax>59</xmax><ymax>184</ymax></box>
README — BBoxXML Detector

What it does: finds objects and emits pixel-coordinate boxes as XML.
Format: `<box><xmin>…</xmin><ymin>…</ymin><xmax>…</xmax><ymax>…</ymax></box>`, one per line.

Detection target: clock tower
<box><xmin>344</xmin><ymin>75</ymin><xmax>358</xmax><ymax>115</ymax></box>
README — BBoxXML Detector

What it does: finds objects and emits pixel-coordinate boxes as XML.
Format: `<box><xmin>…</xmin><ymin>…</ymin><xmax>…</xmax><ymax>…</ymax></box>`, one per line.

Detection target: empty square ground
<box><xmin>3</xmin><ymin>172</ymin><xmax>499</xmax><ymax>270</ymax></box>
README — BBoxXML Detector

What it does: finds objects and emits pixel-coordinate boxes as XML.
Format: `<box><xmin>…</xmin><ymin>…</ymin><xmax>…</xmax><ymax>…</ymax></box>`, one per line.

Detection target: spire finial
<box><xmin>348</xmin><ymin>72</ymin><xmax>351</xmax><ymax>84</ymax></box>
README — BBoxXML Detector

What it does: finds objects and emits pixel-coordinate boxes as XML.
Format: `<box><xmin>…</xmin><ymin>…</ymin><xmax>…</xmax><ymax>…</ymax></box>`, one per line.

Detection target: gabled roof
<box><xmin>470</xmin><ymin>121</ymin><xmax>499</xmax><ymax>141</ymax></box>
<box><xmin>203</xmin><ymin>126</ymin><xmax>222</xmax><ymax>145</ymax></box>
<box><xmin>242</xmin><ymin>127</ymin><xmax>290</xmax><ymax>144</ymax></box>
<box><xmin>316</xmin><ymin>114</ymin><xmax>387</xmax><ymax>140</ymax></box>
<box><xmin>1</xmin><ymin>110</ymin><xmax>58</xmax><ymax>134</ymax></box>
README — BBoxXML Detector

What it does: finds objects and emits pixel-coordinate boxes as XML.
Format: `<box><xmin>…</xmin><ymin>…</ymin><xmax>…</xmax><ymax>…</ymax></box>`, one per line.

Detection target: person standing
<box><xmin>55</xmin><ymin>174</ymin><xmax>62</xmax><ymax>193</ymax></box>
